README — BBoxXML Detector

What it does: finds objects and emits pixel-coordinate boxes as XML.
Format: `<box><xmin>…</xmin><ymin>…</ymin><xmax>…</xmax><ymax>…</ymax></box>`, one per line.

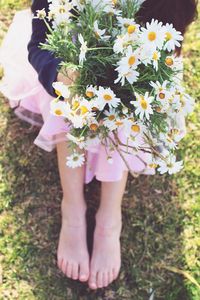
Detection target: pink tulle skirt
<box><xmin>0</xmin><ymin>9</ymin><xmax>155</xmax><ymax>183</ymax></box>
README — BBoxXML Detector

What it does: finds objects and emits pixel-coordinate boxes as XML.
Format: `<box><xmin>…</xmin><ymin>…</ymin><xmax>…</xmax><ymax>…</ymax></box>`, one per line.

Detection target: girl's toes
<box><xmin>61</xmin><ymin>260</ymin><xmax>67</xmax><ymax>275</ymax></box>
<box><xmin>89</xmin><ymin>272</ymin><xmax>97</xmax><ymax>289</ymax></box>
<box><xmin>66</xmin><ymin>262</ymin><xmax>73</xmax><ymax>278</ymax></box>
<box><xmin>108</xmin><ymin>270</ymin><xmax>114</xmax><ymax>285</ymax></box>
<box><xmin>72</xmin><ymin>263</ymin><xmax>79</xmax><ymax>280</ymax></box>
<box><xmin>79</xmin><ymin>262</ymin><xmax>89</xmax><ymax>282</ymax></box>
<box><xmin>112</xmin><ymin>267</ymin><xmax>119</xmax><ymax>280</ymax></box>
<box><xmin>103</xmin><ymin>272</ymin><xmax>109</xmax><ymax>287</ymax></box>
<box><xmin>57</xmin><ymin>257</ymin><xmax>62</xmax><ymax>270</ymax></box>
<box><xmin>97</xmin><ymin>271</ymin><xmax>103</xmax><ymax>288</ymax></box>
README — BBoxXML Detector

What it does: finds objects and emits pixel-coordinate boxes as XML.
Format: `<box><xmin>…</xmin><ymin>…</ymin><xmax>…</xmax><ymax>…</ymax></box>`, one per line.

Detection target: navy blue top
<box><xmin>27</xmin><ymin>0</ymin><xmax>62</xmax><ymax>97</ymax></box>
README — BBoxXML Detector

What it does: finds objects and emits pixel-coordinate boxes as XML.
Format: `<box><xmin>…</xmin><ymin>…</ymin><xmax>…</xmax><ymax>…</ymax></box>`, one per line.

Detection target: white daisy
<box><xmin>94</xmin><ymin>21</ymin><xmax>110</xmax><ymax>40</ymax></box>
<box><xmin>103</xmin><ymin>108</ymin><xmax>118</xmax><ymax>130</ymax></box>
<box><xmin>131</xmin><ymin>92</ymin><xmax>154</xmax><ymax>120</ymax></box>
<box><xmin>78</xmin><ymin>34</ymin><xmax>88</xmax><ymax>64</ymax></box>
<box><xmin>96</xmin><ymin>87</ymin><xmax>121</xmax><ymax>110</ymax></box>
<box><xmin>165</xmin><ymin>55</ymin><xmax>182</xmax><ymax>71</ymax></box>
<box><xmin>66</xmin><ymin>133</ymin><xmax>86</xmax><ymax>149</ymax></box>
<box><xmin>157</xmin><ymin>155</ymin><xmax>183</xmax><ymax>174</ymax></box>
<box><xmin>103</xmin><ymin>5</ymin><xmax>121</xmax><ymax>16</ymax></box>
<box><xmin>50</xmin><ymin>99</ymin><xmax>70</xmax><ymax>117</ymax></box>
<box><xmin>117</xmin><ymin>17</ymin><xmax>140</xmax><ymax>35</ymax></box>
<box><xmin>85</xmin><ymin>85</ymin><xmax>97</xmax><ymax>99</ymax></box>
<box><xmin>113</xmin><ymin>34</ymin><xmax>131</xmax><ymax>54</ymax></box>
<box><xmin>114</xmin><ymin>65</ymin><xmax>139</xmax><ymax>85</ymax></box>
<box><xmin>179</xmin><ymin>93</ymin><xmax>195</xmax><ymax>116</ymax></box>
<box><xmin>150</xmin><ymin>80</ymin><xmax>170</xmax><ymax>102</ymax></box>
<box><xmin>163</xmin><ymin>23</ymin><xmax>183</xmax><ymax>52</ymax></box>
<box><xmin>35</xmin><ymin>9</ymin><xmax>46</xmax><ymax>19</ymax></box>
<box><xmin>119</xmin><ymin>46</ymin><xmax>140</xmax><ymax>69</ymax></box>
<box><xmin>52</xmin><ymin>81</ymin><xmax>71</xmax><ymax>98</ymax></box>
<box><xmin>66</xmin><ymin>152</ymin><xmax>85</xmax><ymax>168</ymax></box>
<box><xmin>140</xmin><ymin>19</ymin><xmax>165</xmax><ymax>50</ymax></box>
<box><xmin>151</xmin><ymin>50</ymin><xmax>161</xmax><ymax>71</ymax></box>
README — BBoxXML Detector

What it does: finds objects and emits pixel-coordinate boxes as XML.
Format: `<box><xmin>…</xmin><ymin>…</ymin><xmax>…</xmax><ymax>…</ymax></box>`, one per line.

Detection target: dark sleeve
<box><xmin>27</xmin><ymin>0</ymin><xmax>62</xmax><ymax>97</ymax></box>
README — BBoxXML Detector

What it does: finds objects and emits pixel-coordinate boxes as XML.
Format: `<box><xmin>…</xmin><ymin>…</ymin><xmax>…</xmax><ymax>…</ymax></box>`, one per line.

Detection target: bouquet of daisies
<box><xmin>36</xmin><ymin>0</ymin><xmax>195</xmax><ymax>175</ymax></box>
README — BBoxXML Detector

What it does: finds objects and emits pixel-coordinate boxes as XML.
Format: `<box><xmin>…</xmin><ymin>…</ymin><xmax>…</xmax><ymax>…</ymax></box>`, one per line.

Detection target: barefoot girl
<box><xmin>0</xmin><ymin>0</ymin><xmax>197</xmax><ymax>290</ymax></box>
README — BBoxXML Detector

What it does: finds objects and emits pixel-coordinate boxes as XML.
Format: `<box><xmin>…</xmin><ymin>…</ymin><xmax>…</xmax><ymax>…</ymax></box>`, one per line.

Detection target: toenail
<box><xmin>90</xmin><ymin>283</ymin><xmax>97</xmax><ymax>289</ymax></box>
<box><xmin>80</xmin><ymin>275</ymin><xmax>87</xmax><ymax>281</ymax></box>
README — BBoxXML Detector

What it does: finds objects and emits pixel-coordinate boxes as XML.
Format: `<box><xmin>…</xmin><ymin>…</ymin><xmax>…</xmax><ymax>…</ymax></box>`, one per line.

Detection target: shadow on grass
<box><xmin>0</xmin><ymin>98</ymin><xmax>190</xmax><ymax>299</ymax></box>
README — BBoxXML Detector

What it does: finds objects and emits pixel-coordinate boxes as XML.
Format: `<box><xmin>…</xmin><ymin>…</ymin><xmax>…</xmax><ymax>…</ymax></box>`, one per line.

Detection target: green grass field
<box><xmin>0</xmin><ymin>1</ymin><xmax>199</xmax><ymax>299</ymax></box>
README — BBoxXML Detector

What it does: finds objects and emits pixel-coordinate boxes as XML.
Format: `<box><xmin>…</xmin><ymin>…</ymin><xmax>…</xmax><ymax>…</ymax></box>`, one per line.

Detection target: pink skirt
<box><xmin>0</xmin><ymin>9</ymin><xmax>155</xmax><ymax>183</ymax></box>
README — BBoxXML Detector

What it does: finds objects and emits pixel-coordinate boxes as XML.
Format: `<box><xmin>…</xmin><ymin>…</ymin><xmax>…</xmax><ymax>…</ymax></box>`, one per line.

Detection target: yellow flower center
<box><xmin>165</xmin><ymin>32</ymin><xmax>172</xmax><ymax>41</ymax></box>
<box><xmin>103</xmin><ymin>94</ymin><xmax>112</xmax><ymax>101</ymax></box>
<box><xmin>108</xmin><ymin>115</ymin><xmax>115</xmax><ymax>121</ymax></box>
<box><xmin>153</xmin><ymin>52</ymin><xmax>158</xmax><ymax>60</ymax></box>
<box><xmin>90</xmin><ymin>123</ymin><xmax>98</xmax><ymax>131</ymax></box>
<box><xmin>86</xmin><ymin>91</ymin><xmax>94</xmax><ymax>98</ymax></box>
<box><xmin>156</xmin><ymin>107</ymin><xmax>162</xmax><ymax>112</ymax></box>
<box><xmin>148</xmin><ymin>31</ymin><xmax>156</xmax><ymax>41</ymax></box>
<box><xmin>92</xmin><ymin>106</ymin><xmax>98</xmax><ymax>112</ymax></box>
<box><xmin>72</xmin><ymin>100</ymin><xmax>79</xmax><ymax>110</ymax></box>
<box><xmin>128</xmin><ymin>55</ymin><xmax>136</xmax><ymax>66</ymax></box>
<box><xmin>112</xmin><ymin>0</ymin><xmax>117</xmax><ymax>5</ymax></box>
<box><xmin>59</xmin><ymin>6</ymin><xmax>66</xmax><ymax>14</ymax></box>
<box><xmin>165</xmin><ymin>57</ymin><xmax>174</xmax><ymax>66</ymax></box>
<box><xmin>159</xmin><ymin>92</ymin><xmax>165</xmax><ymax>100</ymax></box>
<box><xmin>131</xmin><ymin>124</ymin><xmax>140</xmax><ymax>133</ymax></box>
<box><xmin>55</xmin><ymin>90</ymin><xmax>62</xmax><ymax>97</ymax></box>
<box><xmin>149</xmin><ymin>163</ymin><xmax>157</xmax><ymax>169</ymax></box>
<box><xmin>124</xmin><ymin>23</ymin><xmax>130</xmax><ymax>28</ymax></box>
<box><xmin>140</xmin><ymin>99</ymin><xmax>148</xmax><ymax>110</ymax></box>
<box><xmin>115</xmin><ymin>121</ymin><xmax>123</xmax><ymax>126</ymax></box>
<box><xmin>127</xmin><ymin>25</ymin><xmax>136</xmax><ymax>34</ymax></box>
<box><xmin>54</xmin><ymin>109</ymin><xmax>63</xmax><ymax>116</ymax></box>
<box><xmin>95</xmin><ymin>31</ymin><xmax>100</xmax><ymax>39</ymax></box>
<box><xmin>80</xmin><ymin>106</ymin><xmax>89</xmax><ymax>115</ymax></box>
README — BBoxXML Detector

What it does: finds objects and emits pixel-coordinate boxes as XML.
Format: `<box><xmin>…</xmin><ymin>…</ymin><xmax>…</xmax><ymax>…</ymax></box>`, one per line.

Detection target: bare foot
<box><xmin>57</xmin><ymin>199</ymin><xmax>89</xmax><ymax>282</ymax></box>
<box><xmin>88</xmin><ymin>212</ymin><xmax>122</xmax><ymax>289</ymax></box>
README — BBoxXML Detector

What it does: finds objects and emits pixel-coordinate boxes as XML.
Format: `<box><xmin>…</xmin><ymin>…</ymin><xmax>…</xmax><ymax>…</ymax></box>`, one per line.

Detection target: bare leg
<box><xmin>88</xmin><ymin>171</ymin><xmax>128</xmax><ymax>289</ymax></box>
<box><xmin>56</xmin><ymin>137</ymin><xmax>89</xmax><ymax>282</ymax></box>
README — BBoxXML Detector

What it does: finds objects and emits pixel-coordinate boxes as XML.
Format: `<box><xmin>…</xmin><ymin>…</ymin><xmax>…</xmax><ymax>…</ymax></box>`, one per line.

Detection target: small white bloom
<box><xmin>50</xmin><ymin>99</ymin><xmax>70</xmax><ymax>117</ymax></box>
<box><xmin>131</xmin><ymin>92</ymin><xmax>154</xmax><ymax>120</ymax></box>
<box><xmin>117</xmin><ymin>17</ymin><xmax>140</xmax><ymax>35</ymax></box>
<box><xmin>52</xmin><ymin>81</ymin><xmax>71</xmax><ymax>98</ymax></box>
<box><xmin>94</xmin><ymin>20</ymin><xmax>110</xmax><ymax>40</ymax></box>
<box><xmin>66</xmin><ymin>133</ymin><xmax>86</xmax><ymax>149</ymax></box>
<box><xmin>151</xmin><ymin>50</ymin><xmax>161</xmax><ymax>71</ymax></box>
<box><xmin>78</xmin><ymin>34</ymin><xmax>88</xmax><ymax>64</ymax></box>
<box><xmin>85</xmin><ymin>85</ymin><xmax>97</xmax><ymax>98</ymax></box>
<box><xmin>157</xmin><ymin>155</ymin><xmax>183</xmax><ymax>174</ymax></box>
<box><xmin>103</xmin><ymin>108</ymin><xmax>118</xmax><ymax>130</ymax></box>
<box><xmin>163</xmin><ymin>23</ymin><xmax>183</xmax><ymax>52</ymax></box>
<box><xmin>119</xmin><ymin>46</ymin><xmax>141</xmax><ymax>69</ymax></box>
<box><xmin>35</xmin><ymin>9</ymin><xmax>46</xmax><ymax>19</ymax></box>
<box><xmin>107</xmin><ymin>156</ymin><xmax>114</xmax><ymax>164</ymax></box>
<box><xmin>113</xmin><ymin>34</ymin><xmax>131</xmax><ymax>54</ymax></box>
<box><xmin>66</xmin><ymin>152</ymin><xmax>85</xmax><ymax>168</ymax></box>
<box><xmin>96</xmin><ymin>87</ymin><xmax>121</xmax><ymax>110</ymax></box>
<box><xmin>140</xmin><ymin>19</ymin><xmax>165</xmax><ymax>51</ymax></box>
<box><xmin>115</xmin><ymin>65</ymin><xmax>139</xmax><ymax>85</ymax></box>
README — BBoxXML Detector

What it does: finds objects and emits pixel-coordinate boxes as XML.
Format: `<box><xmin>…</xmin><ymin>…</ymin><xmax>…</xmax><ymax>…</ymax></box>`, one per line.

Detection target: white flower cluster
<box><xmin>38</xmin><ymin>0</ymin><xmax>195</xmax><ymax>174</ymax></box>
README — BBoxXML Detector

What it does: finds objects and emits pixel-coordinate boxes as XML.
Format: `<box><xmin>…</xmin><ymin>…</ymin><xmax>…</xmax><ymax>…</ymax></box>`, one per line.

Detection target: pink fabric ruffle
<box><xmin>0</xmin><ymin>9</ymin><xmax>155</xmax><ymax>183</ymax></box>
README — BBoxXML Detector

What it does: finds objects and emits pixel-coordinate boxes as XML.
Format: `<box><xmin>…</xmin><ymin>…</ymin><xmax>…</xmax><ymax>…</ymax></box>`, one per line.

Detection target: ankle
<box><xmin>61</xmin><ymin>198</ymin><xmax>87</xmax><ymax>225</ymax></box>
<box><xmin>95</xmin><ymin>209</ymin><xmax>122</xmax><ymax>228</ymax></box>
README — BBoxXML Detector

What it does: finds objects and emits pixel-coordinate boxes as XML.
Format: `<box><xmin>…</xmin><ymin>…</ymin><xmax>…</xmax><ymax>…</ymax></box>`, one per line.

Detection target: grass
<box><xmin>0</xmin><ymin>2</ymin><xmax>199</xmax><ymax>299</ymax></box>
